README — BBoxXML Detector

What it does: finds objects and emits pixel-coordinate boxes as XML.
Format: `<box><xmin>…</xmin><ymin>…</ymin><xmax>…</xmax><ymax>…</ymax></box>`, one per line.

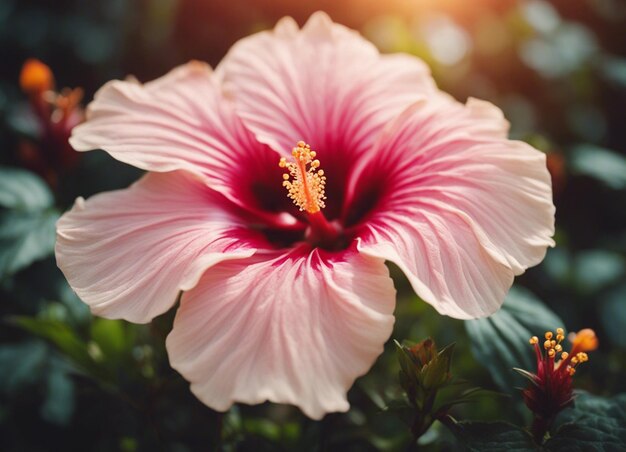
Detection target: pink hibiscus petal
<box><xmin>216</xmin><ymin>12</ymin><xmax>436</xmax><ymax>160</ymax></box>
<box><xmin>356</xmin><ymin>97</ymin><xmax>555</xmax><ymax>319</ymax></box>
<box><xmin>69</xmin><ymin>61</ymin><xmax>281</xmax><ymax>212</ymax></box>
<box><xmin>56</xmin><ymin>171</ymin><xmax>259</xmax><ymax>323</ymax></box>
<box><xmin>166</xmin><ymin>247</ymin><xmax>395</xmax><ymax>419</ymax></box>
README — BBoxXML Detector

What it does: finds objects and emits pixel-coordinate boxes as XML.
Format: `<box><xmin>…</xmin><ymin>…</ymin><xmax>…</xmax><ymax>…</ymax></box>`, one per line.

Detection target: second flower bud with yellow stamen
<box><xmin>519</xmin><ymin>327</ymin><xmax>598</xmax><ymax>443</ymax></box>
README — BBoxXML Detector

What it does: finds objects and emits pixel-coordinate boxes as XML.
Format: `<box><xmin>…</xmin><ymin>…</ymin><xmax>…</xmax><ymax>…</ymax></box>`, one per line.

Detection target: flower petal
<box><xmin>356</xmin><ymin>97</ymin><xmax>555</xmax><ymax>319</ymax></box>
<box><xmin>358</xmin><ymin>213</ymin><xmax>514</xmax><ymax>319</ymax></box>
<box><xmin>166</xmin><ymin>247</ymin><xmax>395</xmax><ymax>419</ymax></box>
<box><xmin>69</xmin><ymin>61</ymin><xmax>280</xmax><ymax>209</ymax></box>
<box><xmin>56</xmin><ymin>171</ymin><xmax>259</xmax><ymax>323</ymax></box>
<box><xmin>217</xmin><ymin>12</ymin><xmax>436</xmax><ymax>160</ymax></box>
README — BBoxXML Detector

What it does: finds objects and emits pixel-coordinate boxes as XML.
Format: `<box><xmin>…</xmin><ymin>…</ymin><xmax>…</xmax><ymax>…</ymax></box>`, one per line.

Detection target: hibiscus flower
<box><xmin>56</xmin><ymin>12</ymin><xmax>555</xmax><ymax>419</ymax></box>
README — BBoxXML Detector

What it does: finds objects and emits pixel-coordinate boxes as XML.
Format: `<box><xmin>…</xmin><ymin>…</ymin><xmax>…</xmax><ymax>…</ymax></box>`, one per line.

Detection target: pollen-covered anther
<box><xmin>279</xmin><ymin>141</ymin><xmax>327</xmax><ymax>214</ymax></box>
<box><xmin>529</xmin><ymin>336</ymin><xmax>539</xmax><ymax>345</ymax></box>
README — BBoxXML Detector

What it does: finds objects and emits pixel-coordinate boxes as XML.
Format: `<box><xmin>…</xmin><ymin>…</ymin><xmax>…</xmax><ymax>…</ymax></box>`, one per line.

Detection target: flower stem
<box><xmin>531</xmin><ymin>415</ymin><xmax>553</xmax><ymax>444</ymax></box>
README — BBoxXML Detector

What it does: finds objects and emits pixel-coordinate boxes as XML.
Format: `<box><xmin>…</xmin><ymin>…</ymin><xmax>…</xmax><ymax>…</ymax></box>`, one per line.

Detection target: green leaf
<box><xmin>8</xmin><ymin>316</ymin><xmax>113</xmax><ymax>384</ymax></box>
<box><xmin>600</xmin><ymin>283</ymin><xmax>626</xmax><ymax>347</ymax></box>
<box><xmin>0</xmin><ymin>210</ymin><xmax>59</xmax><ymax>278</ymax></box>
<box><xmin>545</xmin><ymin>392</ymin><xmax>626</xmax><ymax>451</ymax></box>
<box><xmin>395</xmin><ymin>340</ymin><xmax>421</xmax><ymax>384</ymax></box>
<box><xmin>423</xmin><ymin>343</ymin><xmax>455</xmax><ymax>389</ymax></box>
<box><xmin>451</xmin><ymin>421</ymin><xmax>536</xmax><ymax>451</ymax></box>
<box><xmin>90</xmin><ymin>318</ymin><xmax>130</xmax><ymax>362</ymax></box>
<box><xmin>0</xmin><ymin>340</ymin><xmax>47</xmax><ymax>393</ymax></box>
<box><xmin>40</xmin><ymin>362</ymin><xmax>75</xmax><ymax>426</ymax></box>
<box><xmin>0</xmin><ymin>340</ymin><xmax>76</xmax><ymax>426</ymax></box>
<box><xmin>0</xmin><ymin>166</ymin><xmax>53</xmax><ymax>209</ymax></box>
<box><xmin>600</xmin><ymin>56</ymin><xmax>626</xmax><ymax>88</ymax></box>
<box><xmin>513</xmin><ymin>367</ymin><xmax>540</xmax><ymax>386</ymax></box>
<box><xmin>465</xmin><ymin>286</ymin><xmax>563</xmax><ymax>392</ymax></box>
<box><xmin>573</xmin><ymin>250</ymin><xmax>625</xmax><ymax>293</ymax></box>
<box><xmin>0</xmin><ymin>166</ymin><xmax>58</xmax><ymax>278</ymax></box>
<box><xmin>242</xmin><ymin>418</ymin><xmax>281</xmax><ymax>441</ymax></box>
<box><xmin>433</xmin><ymin>387</ymin><xmax>499</xmax><ymax>416</ymax></box>
<box><xmin>569</xmin><ymin>145</ymin><xmax>626</xmax><ymax>190</ymax></box>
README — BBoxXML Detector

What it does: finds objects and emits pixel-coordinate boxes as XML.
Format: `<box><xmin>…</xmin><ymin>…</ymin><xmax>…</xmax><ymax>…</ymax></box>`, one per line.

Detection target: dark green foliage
<box><xmin>451</xmin><ymin>421</ymin><xmax>536</xmax><ymax>452</ymax></box>
<box><xmin>570</xmin><ymin>145</ymin><xmax>626</xmax><ymax>191</ymax></box>
<box><xmin>0</xmin><ymin>166</ymin><xmax>58</xmax><ymax>278</ymax></box>
<box><xmin>546</xmin><ymin>392</ymin><xmax>626</xmax><ymax>451</ymax></box>
<box><xmin>465</xmin><ymin>287</ymin><xmax>564</xmax><ymax>392</ymax></box>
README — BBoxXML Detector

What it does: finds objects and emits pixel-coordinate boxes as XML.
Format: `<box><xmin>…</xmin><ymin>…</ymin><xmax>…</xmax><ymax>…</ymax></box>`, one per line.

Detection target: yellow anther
<box><xmin>555</xmin><ymin>344</ymin><xmax>562</xmax><ymax>353</ymax></box>
<box><xmin>548</xmin><ymin>349</ymin><xmax>556</xmax><ymax>358</ymax></box>
<box><xmin>571</xmin><ymin>357</ymin><xmax>578</xmax><ymax>364</ymax></box>
<box><xmin>556</xmin><ymin>328</ymin><xmax>564</xmax><ymax>336</ymax></box>
<box><xmin>545</xmin><ymin>332</ymin><xmax>553</xmax><ymax>340</ymax></box>
<box><xmin>551</xmin><ymin>340</ymin><xmax>556</xmax><ymax>347</ymax></box>
<box><xmin>544</xmin><ymin>340</ymin><xmax>552</xmax><ymax>349</ymax></box>
<box><xmin>279</xmin><ymin>141</ymin><xmax>327</xmax><ymax>214</ymax></box>
<box><xmin>556</xmin><ymin>334</ymin><xmax>564</xmax><ymax>342</ymax></box>
<box><xmin>560</xmin><ymin>352</ymin><xmax>569</xmax><ymax>360</ymax></box>
<box><xmin>568</xmin><ymin>367</ymin><xmax>576</xmax><ymax>376</ymax></box>
<box><xmin>529</xmin><ymin>336</ymin><xmax>539</xmax><ymax>345</ymax></box>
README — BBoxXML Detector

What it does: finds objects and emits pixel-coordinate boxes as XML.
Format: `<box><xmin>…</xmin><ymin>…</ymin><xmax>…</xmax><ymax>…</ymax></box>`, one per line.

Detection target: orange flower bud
<box><xmin>20</xmin><ymin>59</ymin><xmax>54</xmax><ymax>94</ymax></box>
<box><xmin>569</xmin><ymin>329</ymin><xmax>598</xmax><ymax>354</ymax></box>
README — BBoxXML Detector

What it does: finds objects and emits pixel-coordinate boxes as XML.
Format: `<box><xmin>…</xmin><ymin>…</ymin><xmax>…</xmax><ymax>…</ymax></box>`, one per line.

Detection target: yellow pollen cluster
<box><xmin>279</xmin><ymin>141</ymin><xmax>327</xmax><ymax>214</ymax></box>
<box><xmin>542</xmin><ymin>328</ymin><xmax>567</xmax><ymax>360</ymax></box>
<box><xmin>567</xmin><ymin>352</ymin><xmax>589</xmax><ymax>376</ymax></box>
<box><xmin>529</xmin><ymin>327</ymin><xmax>594</xmax><ymax>376</ymax></box>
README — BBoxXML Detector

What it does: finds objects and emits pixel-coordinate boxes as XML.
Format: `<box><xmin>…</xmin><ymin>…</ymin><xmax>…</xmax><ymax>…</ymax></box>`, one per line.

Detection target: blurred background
<box><xmin>1</xmin><ymin>0</ymin><xmax>625</xmax><ymax>450</ymax></box>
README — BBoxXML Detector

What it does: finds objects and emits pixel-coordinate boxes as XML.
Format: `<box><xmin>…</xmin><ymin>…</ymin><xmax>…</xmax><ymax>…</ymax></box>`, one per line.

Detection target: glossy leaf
<box><xmin>0</xmin><ymin>166</ymin><xmax>58</xmax><ymax>278</ymax></box>
<box><xmin>573</xmin><ymin>250</ymin><xmax>624</xmax><ymax>293</ymax></box>
<box><xmin>451</xmin><ymin>421</ymin><xmax>536</xmax><ymax>451</ymax></box>
<box><xmin>465</xmin><ymin>286</ymin><xmax>563</xmax><ymax>391</ymax></box>
<box><xmin>40</xmin><ymin>362</ymin><xmax>75</xmax><ymax>426</ymax></box>
<box><xmin>569</xmin><ymin>145</ymin><xmax>626</xmax><ymax>190</ymax></box>
<box><xmin>601</xmin><ymin>56</ymin><xmax>626</xmax><ymax>88</ymax></box>
<box><xmin>0</xmin><ymin>166</ymin><xmax>53</xmax><ymax>209</ymax></box>
<box><xmin>546</xmin><ymin>392</ymin><xmax>626</xmax><ymax>450</ymax></box>
<box><xmin>0</xmin><ymin>340</ymin><xmax>47</xmax><ymax>393</ymax></box>
<box><xmin>8</xmin><ymin>316</ymin><xmax>114</xmax><ymax>384</ymax></box>
<box><xmin>600</xmin><ymin>283</ymin><xmax>626</xmax><ymax>347</ymax></box>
